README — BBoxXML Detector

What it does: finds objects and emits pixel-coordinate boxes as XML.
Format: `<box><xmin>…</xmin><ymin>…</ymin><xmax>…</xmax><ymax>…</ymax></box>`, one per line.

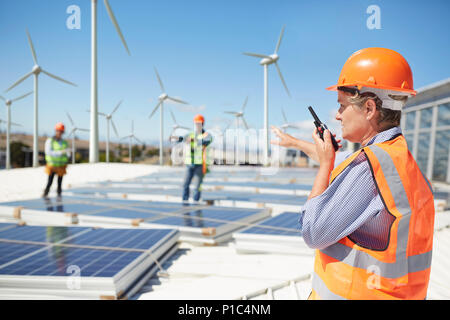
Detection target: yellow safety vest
<box><xmin>45</xmin><ymin>138</ymin><xmax>68</xmax><ymax>167</ymax></box>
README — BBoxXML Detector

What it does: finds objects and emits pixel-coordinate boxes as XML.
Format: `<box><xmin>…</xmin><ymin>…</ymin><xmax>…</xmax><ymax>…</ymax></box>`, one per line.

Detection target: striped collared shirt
<box><xmin>299</xmin><ymin>126</ymin><xmax>402</xmax><ymax>250</ymax></box>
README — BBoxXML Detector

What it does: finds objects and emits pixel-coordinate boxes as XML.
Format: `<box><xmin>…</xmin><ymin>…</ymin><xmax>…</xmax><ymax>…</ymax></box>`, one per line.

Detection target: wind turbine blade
<box><xmin>68</xmin><ymin>128</ymin><xmax>75</xmax><ymax>137</ymax></box>
<box><xmin>274</xmin><ymin>62</ymin><xmax>291</xmax><ymax>98</ymax></box>
<box><xmin>111</xmin><ymin>119</ymin><xmax>119</xmax><ymax>138</ymax></box>
<box><xmin>169</xmin><ymin>109</ymin><xmax>176</xmax><ymax>123</ymax></box>
<box><xmin>111</xmin><ymin>100</ymin><xmax>122</xmax><ymax>115</ymax></box>
<box><xmin>243</xmin><ymin>52</ymin><xmax>270</xmax><ymax>59</ymax></box>
<box><xmin>133</xmin><ymin>136</ymin><xmax>144</xmax><ymax>144</ymax></box>
<box><xmin>11</xmin><ymin>122</ymin><xmax>22</xmax><ymax>127</ymax></box>
<box><xmin>0</xmin><ymin>96</ymin><xmax>5</xmax><ymax>102</ymax></box>
<box><xmin>224</xmin><ymin>111</ymin><xmax>239</xmax><ymax>115</ymax></box>
<box><xmin>281</xmin><ymin>107</ymin><xmax>288</xmax><ymax>123</ymax></box>
<box><xmin>241</xmin><ymin>117</ymin><xmax>249</xmax><ymax>130</ymax></box>
<box><xmin>154</xmin><ymin>67</ymin><xmax>165</xmax><ymax>92</ymax></box>
<box><xmin>180</xmin><ymin>126</ymin><xmax>190</xmax><ymax>130</ymax></box>
<box><xmin>66</xmin><ymin>112</ymin><xmax>75</xmax><ymax>126</ymax></box>
<box><xmin>241</xmin><ymin>96</ymin><xmax>248</xmax><ymax>111</ymax></box>
<box><xmin>274</xmin><ymin>25</ymin><xmax>285</xmax><ymax>54</ymax></box>
<box><xmin>5</xmin><ymin>71</ymin><xmax>33</xmax><ymax>92</ymax></box>
<box><xmin>12</xmin><ymin>91</ymin><xmax>33</xmax><ymax>102</ymax></box>
<box><xmin>149</xmin><ymin>101</ymin><xmax>162</xmax><ymax>119</ymax></box>
<box><xmin>25</xmin><ymin>29</ymin><xmax>38</xmax><ymax>65</ymax></box>
<box><xmin>41</xmin><ymin>70</ymin><xmax>77</xmax><ymax>87</ymax></box>
<box><xmin>103</xmin><ymin>0</ymin><xmax>131</xmax><ymax>55</ymax></box>
<box><xmin>98</xmin><ymin>111</ymin><xmax>107</xmax><ymax>117</ymax></box>
<box><xmin>78</xmin><ymin>128</ymin><xmax>90</xmax><ymax>132</ymax></box>
<box><xmin>167</xmin><ymin>96</ymin><xmax>188</xmax><ymax>105</ymax></box>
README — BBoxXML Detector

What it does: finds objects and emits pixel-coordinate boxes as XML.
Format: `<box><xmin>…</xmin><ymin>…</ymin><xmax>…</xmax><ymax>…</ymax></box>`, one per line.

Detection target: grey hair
<box><xmin>348</xmin><ymin>91</ymin><xmax>406</xmax><ymax>128</ymax></box>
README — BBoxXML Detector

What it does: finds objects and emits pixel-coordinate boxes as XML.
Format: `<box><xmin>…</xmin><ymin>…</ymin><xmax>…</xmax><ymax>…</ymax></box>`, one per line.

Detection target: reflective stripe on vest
<box><xmin>45</xmin><ymin>138</ymin><xmax>68</xmax><ymax>167</ymax></box>
<box><xmin>184</xmin><ymin>133</ymin><xmax>210</xmax><ymax>165</ymax></box>
<box><xmin>311</xmin><ymin>135</ymin><xmax>435</xmax><ymax>300</ymax></box>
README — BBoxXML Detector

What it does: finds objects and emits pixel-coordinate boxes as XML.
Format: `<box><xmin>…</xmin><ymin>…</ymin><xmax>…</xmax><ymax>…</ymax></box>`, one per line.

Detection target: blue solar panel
<box><xmin>0</xmin><ymin>225</ymin><xmax>177</xmax><ymax>278</ymax></box>
<box><xmin>435</xmin><ymin>191</ymin><xmax>450</xmax><ymax>202</ymax></box>
<box><xmin>64</xmin><ymin>228</ymin><xmax>174</xmax><ymax>250</ymax></box>
<box><xmin>91</xmin><ymin>207</ymin><xmax>175</xmax><ymax>220</ymax></box>
<box><xmin>239</xmin><ymin>212</ymin><xmax>302</xmax><ymax>237</ymax></box>
<box><xmin>0</xmin><ymin>196</ymin><xmax>191</xmax><ymax>220</ymax></box>
<box><xmin>70</xmin><ymin>187</ymin><xmax>308</xmax><ymax>205</ymax></box>
<box><xmin>0</xmin><ymin>246</ymin><xmax>141</xmax><ymax>277</ymax></box>
<box><xmin>0</xmin><ymin>223</ymin><xmax>16</xmax><ymax>232</ymax></box>
<box><xmin>0</xmin><ymin>225</ymin><xmax>88</xmax><ymax>243</ymax></box>
<box><xmin>44</xmin><ymin>203</ymin><xmax>109</xmax><ymax>214</ymax></box>
<box><xmin>0</xmin><ymin>242</ymin><xmax>45</xmax><ymax>267</ymax></box>
<box><xmin>0</xmin><ymin>197</ymin><xmax>113</xmax><ymax>213</ymax></box>
<box><xmin>88</xmin><ymin>179</ymin><xmax>313</xmax><ymax>191</ymax></box>
<box><xmin>150</xmin><ymin>208</ymin><xmax>261</xmax><ymax>228</ymax></box>
<box><xmin>0</xmin><ymin>198</ymin><xmax>53</xmax><ymax>209</ymax></box>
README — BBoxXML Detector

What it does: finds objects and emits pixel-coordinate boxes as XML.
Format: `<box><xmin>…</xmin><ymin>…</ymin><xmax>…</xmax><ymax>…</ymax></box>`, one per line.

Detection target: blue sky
<box><xmin>1</xmin><ymin>0</ymin><xmax>449</xmax><ymax>145</ymax></box>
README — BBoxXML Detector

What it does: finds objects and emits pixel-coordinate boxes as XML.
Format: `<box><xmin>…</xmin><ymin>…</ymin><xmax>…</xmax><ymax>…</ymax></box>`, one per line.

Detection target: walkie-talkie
<box><xmin>308</xmin><ymin>106</ymin><xmax>340</xmax><ymax>151</ymax></box>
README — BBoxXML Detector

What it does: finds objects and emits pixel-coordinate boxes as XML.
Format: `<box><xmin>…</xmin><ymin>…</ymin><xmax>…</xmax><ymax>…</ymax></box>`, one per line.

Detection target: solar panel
<box><xmin>233</xmin><ymin>212</ymin><xmax>311</xmax><ymax>255</ymax></box>
<box><xmin>0</xmin><ymin>195</ymin><xmax>272</xmax><ymax>245</ymax></box>
<box><xmin>68</xmin><ymin>186</ymin><xmax>308</xmax><ymax>206</ymax></box>
<box><xmin>63</xmin><ymin>228</ymin><xmax>174</xmax><ymax>250</ymax></box>
<box><xmin>0</xmin><ymin>246</ymin><xmax>142</xmax><ymax>277</ymax></box>
<box><xmin>0</xmin><ymin>242</ymin><xmax>45</xmax><ymax>267</ymax></box>
<box><xmin>91</xmin><ymin>207</ymin><xmax>174</xmax><ymax>220</ymax></box>
<box><xmin>150</xmin><ymin>208</ymin><xmax>263</xmax><ymax>229</ymax></box>
<box><xmin>0</xmin><ymin>224</ymin><xmax>88</xmax><ymax>243</ymax></box>
<box><xmin>0</xmin><ymin>224</ymin><xmax>179</xmax><ymax>299</ymax></box>
<box><xmin>239</xmin><ymin>212</ymin><xmax>302</xmax><ymax>237</ymax></box>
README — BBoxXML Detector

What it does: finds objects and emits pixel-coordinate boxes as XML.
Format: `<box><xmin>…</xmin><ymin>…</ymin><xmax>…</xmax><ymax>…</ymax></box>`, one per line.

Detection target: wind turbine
<box><xmin>98</xmin><ymin>100</ymin><xmax>121</xmax><ymax>163</ymax></box>
<box><xmin>224</xmin><ymin>96</ymin><xmax>250</xmax><ymax>131</ymax></box>
<box><xmin>66</xmin><ymin>112</ymin><xmax>89</xmax><ymax>164</ymax></box>
<box><xmin>243</xmin><ymin>25</ymin><xmax>290</xmax><ymax>165</ymax></box>
<box><xmin>149</xmin><ymin>67</ymin><xmax>189</xmax><ymax>166</ymax></box>
<box><xmin>280</xmin><ymin>107</ymin><xmax>299</xmax><ymax>132</ymax></box>
<box><xmin>224</xmin><ymin>96</ymin><xmax>250</xmax><ymax>165</ymax></box>
<box><xmin>0</xmin><ymin>92</ymin><xmax>32</xmax><ymax>169</ymax></box>
<box><xmin>89</xmin><ymin>0</ymin><xmax>130</xmax><ymax>164</ymax></box>
<box><xmin>169</xmin><ymin>109</ymin><xmax>189</xmax><ymax>136</ymax></box>
<box><xmin>121</xmin><ymin>120</ymin><xmax>143</xmax><ymax>163</ymax></box>
<box><xmin>5</xmin><ymin>29</ymin><xmax>77</xmax><ymax>168</ymax></box>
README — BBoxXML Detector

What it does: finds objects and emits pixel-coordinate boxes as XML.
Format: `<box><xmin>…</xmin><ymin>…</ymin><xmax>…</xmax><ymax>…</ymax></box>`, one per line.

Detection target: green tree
<box><xmin>146</xmin><ymin>148</ymin><xmax>159</xmax><ymax>157</ymax></box>
<box><xmin>131</xmin><ymin>145</ymin><xmax>142</xmax><ymax>159</ymax></box>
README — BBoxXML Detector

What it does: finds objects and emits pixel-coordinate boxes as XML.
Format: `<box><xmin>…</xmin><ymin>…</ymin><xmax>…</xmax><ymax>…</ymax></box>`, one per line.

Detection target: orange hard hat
<box><xmin>55</xmin><ymin>122</ymin><xmax>65</xmax><ymax>132</ymax></box>
<box><xmin>193</xmin><ymin>114</ymin><xmax>205</xmax><ymax>123</ymax></box>
<box><xmin>326</xmin><ymin>47</ymin><xmax>416</xmax><ymax>95</ymax></box>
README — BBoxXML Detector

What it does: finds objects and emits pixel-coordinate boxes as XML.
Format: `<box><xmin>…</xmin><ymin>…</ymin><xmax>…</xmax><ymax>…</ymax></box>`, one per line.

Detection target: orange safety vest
<box><xmin>310</xmin><ymin>134</ymin><xmax>435</xmax><ymax>300</ymax></box>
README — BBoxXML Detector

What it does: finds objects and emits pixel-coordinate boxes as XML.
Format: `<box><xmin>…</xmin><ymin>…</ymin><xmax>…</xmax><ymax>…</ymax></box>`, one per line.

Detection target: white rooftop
<box><xmin>0</xmin><ymin>163</ymin><xmax>448</xmax><ymax>300</ymax></box>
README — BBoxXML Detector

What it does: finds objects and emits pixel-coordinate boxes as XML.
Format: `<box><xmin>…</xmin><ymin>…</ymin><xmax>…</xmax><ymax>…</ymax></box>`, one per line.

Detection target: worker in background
<box><xmin>42</xmin><ymin>122</ymin><xmax>70</xmax><ymax>198</ymax></box>
<box><xmin>170</xmin><ymin>114</ymin><xmax>213</xmax><ymax>204</ymax></box>
<box><xmin>271</xmin><ymin>47</ymin><xmax>435</xmax><ymax>300</ymax></box>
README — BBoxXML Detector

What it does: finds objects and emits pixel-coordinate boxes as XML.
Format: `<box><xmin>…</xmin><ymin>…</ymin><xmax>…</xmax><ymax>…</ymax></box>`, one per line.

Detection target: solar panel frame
<box><xmin>0</xmin><ymin>224</ymin><xmax>180</xmax><ymax>299</ymax></box>
<box><xmin>140</xmin><ymin>206</ymin><xmax>271</xmax><ymax>245</ymax></box>
<box><xmin>0</xmin><ymin>197</ymin><xmax>273</xmax><ymax>245</ymax></box>
<box><xmin>66</xmin><ymin>186</ymin><xmax>308</xmax><ymax>207</ymax></box>
<box><xmin>238</xmin><ymin>212</ymin><xmax>302</xmax><ymax>237</ymax></box>
<box><xmin>232</xmin><ymin>212</ymin><xmax>312</xmax><ymax>255</ymax></box>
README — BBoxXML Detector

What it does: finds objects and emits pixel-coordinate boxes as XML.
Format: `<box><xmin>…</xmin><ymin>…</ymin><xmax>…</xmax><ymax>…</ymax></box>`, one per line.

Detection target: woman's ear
<box><xmin>365</xmin><ymin>99</ymin><xmax>378</xmax><ymax>121</ymax></box>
